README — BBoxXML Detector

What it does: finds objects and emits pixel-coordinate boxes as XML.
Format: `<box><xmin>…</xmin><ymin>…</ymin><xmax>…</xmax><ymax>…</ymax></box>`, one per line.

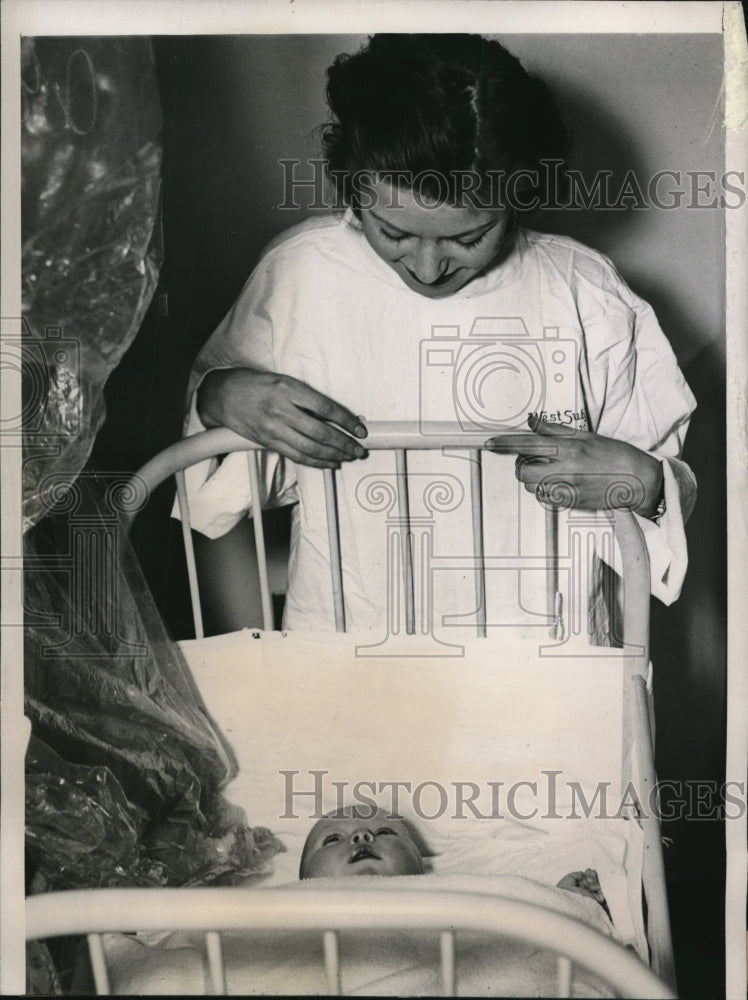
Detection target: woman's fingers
<box><xmin>528</xmin><ymin>415</ymin><xmax>582</xmax><ymax>438</ymax></box>
<box><xmin>265</xmin><ymin>438</ymin><xmax>343</xmax><ymax>470</ymax></box>
<box><xmin>268</xmin><ymin>420</ymin><xmax>366</xmax><ymax>468</ymax></box>
<box><xmin>200</xmin><ymin>368</ymin><xmax>369</xmax><ymax>467</ymax></box>
<box><xmin>264</xmin><ymin>385</ymin><xmax>368</xmax><ymax>462</ymax></box>
<box><xmin>488</xmin><ymin>418</ymin><xmax>661</xmax><ymax>512</ymax></box>
<box><xmin>484</xmin><ymin>430</ymin><xmax>561</xmax><ymax>458</ymax></box>
<box><xmin>287</xmin><ymin>379</ymin><xmax>368</xmax><ymax>442</ymax></box>
<box><xmin>269</xmin><ymin>401</ymin><xmax>366</xmax><ymax>458</ymax></box>
<box><xmin>515</xmin><ymin>454</ymin><xmax>554</xmax><ymax>483</ymax></box>
<box><xmin>486</xmin><ymin>417</ymin><xmax>585</xmax><ymax>453</ymax></box>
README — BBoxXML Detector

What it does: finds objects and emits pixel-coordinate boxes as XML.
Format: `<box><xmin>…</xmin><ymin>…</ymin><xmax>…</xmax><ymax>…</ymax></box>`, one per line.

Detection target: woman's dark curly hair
<box><xmin>322</xmin><ymin>34</ymin><xmax>569</xmax><ymax>213</ymax></box>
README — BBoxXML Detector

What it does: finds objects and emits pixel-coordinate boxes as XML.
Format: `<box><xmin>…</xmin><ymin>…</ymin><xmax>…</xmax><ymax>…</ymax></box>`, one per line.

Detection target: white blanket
<box><xmin>102</xmin><ymin>873</ymin><xmax>624</xmax><ymax>996</ymax></box>
<box><xmin>178</xmin><ymin>630</ymin><xmax>648</xmax><ymax>958</ymax></box>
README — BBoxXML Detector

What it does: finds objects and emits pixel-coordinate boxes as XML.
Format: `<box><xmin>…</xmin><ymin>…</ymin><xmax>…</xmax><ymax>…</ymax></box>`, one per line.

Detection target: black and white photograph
<box><xmin>1</xmin><ymin>1</ymin><xmax>745</xmax><ymax>996</ymax></box>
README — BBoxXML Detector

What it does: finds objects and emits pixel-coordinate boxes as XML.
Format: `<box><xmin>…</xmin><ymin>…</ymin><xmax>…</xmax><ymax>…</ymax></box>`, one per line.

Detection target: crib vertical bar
<box><xmin>395</xmin><ymin>450</ymin><xmax>415</xmax><ymax>635</ymax></box>
<box><xmin>610</xmin><ymin>509</ymin><xmax>650</xmax><ymax>659</ymax></box>
<box><xmin>439</xmin><ymin>929</ymin><xmax>456</xmax><ymax>996</ymax></box>
<box><xmin>87</xmin><ymin>933</ymin><xmax>111</xmax><ymax>995</ymax></box>
<box><xmin>175</xmin><ymin>470</ymin><xmax>205</xmax><ymax>639</ymax></box>
<box><xmin>586</xmin><ymin>530</ymin><xmax>597</xmax><ymax>641</ymax></box>
<box><xmin>205</xmin><ymin>931</ymin><xmax>227</xmax><ymax>995</ymax></box>
<box><xmin>556</xmin><ymin>955</ymin><xmax>572</xmax><ymax>997</ymax></box>
<box><xmin>469</xmin><ymin>451</ymin><xmax>486</xmax><ymax>638</ymax></box>
<box><xmin>323</xmin><ymin>469</ymin><xmax>346</xmax><ymax>632</ymax></box>
<box><xmin>570</xmin><ymin>529</ymin><xmax>582</xmax><ymax>639</ymax></box>
<box><xmin>631</xmin><ymin>673</ymin><xmax>677</xmax><ymax>991</ymax></box>
<box><xmin>420</xmin><ymin>527</ymin><xmax>432</xmax><ymax>636</ymax></box>
<box><xmin>600</xmin><ymin>528</ymin><xmax>614</xmax><ymax>645</ymax></box>
<box><xmin>245</xmin><ymin>452</ymin><xmax>274</xmax><ymax>631</ymax></box>
<box><xmin>545</xmin><ymin>504</ymin><xmax>559</xmax><ymax>639</ymax></box>
<box><xmin>323</xmin><ymin>929</ymin><xmax>342</xmax><ymax>995</ymax></box>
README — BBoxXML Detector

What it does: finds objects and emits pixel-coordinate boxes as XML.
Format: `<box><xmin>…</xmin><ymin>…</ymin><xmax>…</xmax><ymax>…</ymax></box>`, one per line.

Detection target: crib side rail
<box><xmin>631</xmin><ymin>673</ymin><xmax>677</xmax><ymax>990</ymax></box>
<box><xmin>26</xmin><ymin>886</ymin><xmax>676</xmax><ymax>999</ymax></box>
<box><xmin>128</xmin><ymin>423</ymin><xmax>652</xmax><ymax>650</ymax></box>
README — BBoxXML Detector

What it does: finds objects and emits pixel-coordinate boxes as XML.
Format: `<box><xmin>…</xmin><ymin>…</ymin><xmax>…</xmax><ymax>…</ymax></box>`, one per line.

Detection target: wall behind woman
<box><xmin>93</xmin><ymin>32</ymin><xmax>726</xmax><ymax>996</ymax></box>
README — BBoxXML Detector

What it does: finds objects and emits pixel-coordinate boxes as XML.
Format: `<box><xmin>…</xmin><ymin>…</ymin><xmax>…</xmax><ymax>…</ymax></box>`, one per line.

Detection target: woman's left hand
<box><xmin>485</xmin><ymin>416</ymin><xmax>663</xmax><ymax>515</ymax></box>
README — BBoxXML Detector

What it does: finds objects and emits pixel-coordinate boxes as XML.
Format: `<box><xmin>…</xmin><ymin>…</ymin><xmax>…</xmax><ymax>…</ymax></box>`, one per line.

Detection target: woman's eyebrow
<box><xmin>369</xmin><ymin>210</ymin><xmax>498</xmax><ymax>240</ymax></box>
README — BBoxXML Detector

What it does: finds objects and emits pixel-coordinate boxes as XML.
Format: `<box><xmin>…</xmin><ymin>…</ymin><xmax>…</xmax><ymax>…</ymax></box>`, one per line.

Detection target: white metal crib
<box><xmin>26</xmin><ymin>425</ymin><xmax>677</xmax><ymax>998</ymax></box>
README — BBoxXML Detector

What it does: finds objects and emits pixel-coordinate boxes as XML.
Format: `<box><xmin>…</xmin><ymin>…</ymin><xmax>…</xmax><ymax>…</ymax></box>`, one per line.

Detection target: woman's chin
<box><xmin>396</xmin><ymin>267</ymin><xmax>471</xmax><ymax>298</ymax></box>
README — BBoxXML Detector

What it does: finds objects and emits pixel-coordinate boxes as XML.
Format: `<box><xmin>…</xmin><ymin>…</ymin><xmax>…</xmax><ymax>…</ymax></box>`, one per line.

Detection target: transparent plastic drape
<box><xmin>21</xmin><ymin>36</ymin><xmax>163</xmax><ymax>530</ymax></box>
<box><xmin>25</xmin><ymin>491</ymin><xmax>284</xmax><ymax>890</ymax></box>
<box><xmin>21</xmin><ymin>36</ymin><xmax>285</xmax><ymax>894</ymax></box>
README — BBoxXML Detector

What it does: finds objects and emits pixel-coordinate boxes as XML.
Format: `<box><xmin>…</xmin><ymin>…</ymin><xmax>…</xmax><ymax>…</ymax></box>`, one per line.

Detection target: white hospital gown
<box><xmin>179</xmin><ymin>212</ymin><xmax>696</xmax><ymax>639</ymax></box>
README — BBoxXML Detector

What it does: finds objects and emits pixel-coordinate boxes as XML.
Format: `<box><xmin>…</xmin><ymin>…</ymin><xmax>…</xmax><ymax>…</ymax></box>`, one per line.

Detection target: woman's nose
<box><xmin>349</xmin><ymin>828</ymin><xmax>375</xmax><ymax>845</ymax></box>
<box><xmin>407</xmin><ymin>242</ymin><xmax>448</xmax><ymax>284</ymax></box>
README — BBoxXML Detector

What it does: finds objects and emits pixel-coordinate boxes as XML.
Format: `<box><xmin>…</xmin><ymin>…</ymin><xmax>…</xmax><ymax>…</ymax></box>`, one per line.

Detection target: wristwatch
<box><xmin>649</xmin><ymin>476</ymin><xmax>667</xmax><ymax>523</ymax></box>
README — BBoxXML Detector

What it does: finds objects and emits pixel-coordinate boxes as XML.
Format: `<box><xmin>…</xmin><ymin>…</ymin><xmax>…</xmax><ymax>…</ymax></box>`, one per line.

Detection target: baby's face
<box><xmin>300</xmin><ymin>812</ymin><xmax>424</xmax><ymax>879</ymax></box>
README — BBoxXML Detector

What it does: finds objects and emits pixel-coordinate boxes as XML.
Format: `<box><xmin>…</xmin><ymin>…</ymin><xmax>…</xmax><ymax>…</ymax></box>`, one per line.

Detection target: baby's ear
<box><xmin>401</xmin><ymin>817</ymin><xmax>437</xmax><ymax>859</ymax></box>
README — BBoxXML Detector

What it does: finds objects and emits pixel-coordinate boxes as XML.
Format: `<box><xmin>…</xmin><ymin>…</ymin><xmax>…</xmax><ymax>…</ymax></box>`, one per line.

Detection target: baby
<box><xmin>299</xmin><ymin>808</ymin><xmax>425</xmax><ymax>880</ymax></box>
<box><xmin>299</xmin><ymin>807</ymin><xmax>610</xmax><ymax>919</ymax></box>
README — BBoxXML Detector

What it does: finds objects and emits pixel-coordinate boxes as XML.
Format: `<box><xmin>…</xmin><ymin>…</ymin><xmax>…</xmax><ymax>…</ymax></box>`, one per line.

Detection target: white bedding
<box><xmin>181</xmin><ymin>630</ymin><xmax>634</xmax><ymax>829</ymax></box>
<box><xmin>178</xmin><ymin>629</ymin><xmax>647</xmax><ymax>951</ymax></box>
<box><xmin>101</xmin><ymin>873</ymin><xmax>624</xmax><ymax>997</ymax></box>
<box><xmin>94</xmin><ymin>629</ymin><xmax>650</xmax><ymax>994</ymax></box>
<box><xmin>252</xmin><ymin>812</ymin><xmax>644</xmax><ymax>954</ymax></box>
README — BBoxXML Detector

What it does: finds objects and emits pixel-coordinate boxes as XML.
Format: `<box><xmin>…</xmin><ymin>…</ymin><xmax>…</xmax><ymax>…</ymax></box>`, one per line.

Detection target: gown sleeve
<box><xmin>173</xmin><ymin>254</ymin><xmax>299</xmax><ymax>539</ymax></box>
<box><xmin>575</xmin><ymin>256</ymin><xmax>697</xmax><ymax>605</ymax></box>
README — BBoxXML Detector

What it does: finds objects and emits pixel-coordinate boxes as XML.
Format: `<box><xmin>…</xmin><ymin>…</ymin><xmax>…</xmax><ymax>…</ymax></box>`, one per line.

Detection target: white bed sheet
<box><xmin>102</xmin><ymin>873</ymin><xmax>626</xmax><ymax>996</ymax></box>
<box><xmin>178</xmin><ymin>630</ymin><xmax>647</xmax><ymax>957</ymax></box>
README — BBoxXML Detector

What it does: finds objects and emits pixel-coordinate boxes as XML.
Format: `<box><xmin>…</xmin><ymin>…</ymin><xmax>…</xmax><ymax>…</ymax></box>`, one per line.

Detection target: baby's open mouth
<box><xmin>348</xmin><ymin>845</ymin><xmax>381</xmax><ymax>864</ymax></box>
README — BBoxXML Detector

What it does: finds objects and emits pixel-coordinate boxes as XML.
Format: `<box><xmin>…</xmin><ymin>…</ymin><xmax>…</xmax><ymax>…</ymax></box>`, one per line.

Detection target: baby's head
<box><xmin>299</xmin><ymin>807</ymin><xmax>425</xmax><ymax>880</ymax></box>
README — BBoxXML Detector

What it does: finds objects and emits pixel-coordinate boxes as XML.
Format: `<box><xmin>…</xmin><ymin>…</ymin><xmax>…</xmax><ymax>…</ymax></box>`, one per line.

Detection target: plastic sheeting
<box><xmin>21</xmin><ymin>36</ymin><xmax>163</xmax><ymax>530</ymax></box>
<box><xmin>21</xmin><ymin>30</ymin><xmax>284</xmax><ymax>903</ymax></box>
<box><xmin>24</xmin><ymin>492</ymin><xmax>284</xmax><ymax>890</ymax></box>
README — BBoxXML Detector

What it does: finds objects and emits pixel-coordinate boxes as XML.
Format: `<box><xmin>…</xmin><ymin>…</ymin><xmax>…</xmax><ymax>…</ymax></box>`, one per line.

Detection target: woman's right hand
<box><xmin>196</xmin><ymin>367</ymin><xmax>369</xmax><ymax>469</ymax></box>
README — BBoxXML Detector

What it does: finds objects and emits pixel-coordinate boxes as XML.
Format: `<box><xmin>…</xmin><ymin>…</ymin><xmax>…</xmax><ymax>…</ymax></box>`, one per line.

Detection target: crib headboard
<box><xmin>127</xmin><ymin>422</ymin><xmax>650</xmax><ymax>661</ymax></box>
<box><xmin>123</xmin><ymin>424</ymin><xmax>673</xmax><ymax>988</ymax></box>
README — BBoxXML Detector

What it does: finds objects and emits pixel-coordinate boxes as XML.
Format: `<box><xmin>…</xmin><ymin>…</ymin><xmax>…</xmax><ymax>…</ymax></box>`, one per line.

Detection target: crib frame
<box><xmin>26</xmin><ymin>425</ymin><xmax>677</xmax><ymax>997</ymax></box>
<box><xmin>27</xmin><ymin>886</ymin><xmax>675</xmax><ymax>998</ymax></box>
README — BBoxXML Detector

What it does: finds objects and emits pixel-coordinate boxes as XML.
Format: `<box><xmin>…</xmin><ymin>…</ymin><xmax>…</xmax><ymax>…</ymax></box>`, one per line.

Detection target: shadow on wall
<box><xmin>535</xmin><ymin>56</ymin><xmax>728</xmax><ymax>994</ymax></box>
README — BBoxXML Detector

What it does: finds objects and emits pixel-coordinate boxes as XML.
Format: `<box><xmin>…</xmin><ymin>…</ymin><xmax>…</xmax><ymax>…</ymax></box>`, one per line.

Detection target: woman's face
<box><xmin>359</xmin><ymin>178</ymin><xmax>510</xmax><ymax>299</ymax></box>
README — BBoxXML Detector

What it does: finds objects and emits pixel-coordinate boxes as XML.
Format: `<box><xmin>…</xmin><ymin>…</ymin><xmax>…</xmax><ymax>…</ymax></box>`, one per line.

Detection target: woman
<box><xmin>179</xmin><ymin>34</ymin><xmax>696</xmax><ymax>636</ymax></box>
